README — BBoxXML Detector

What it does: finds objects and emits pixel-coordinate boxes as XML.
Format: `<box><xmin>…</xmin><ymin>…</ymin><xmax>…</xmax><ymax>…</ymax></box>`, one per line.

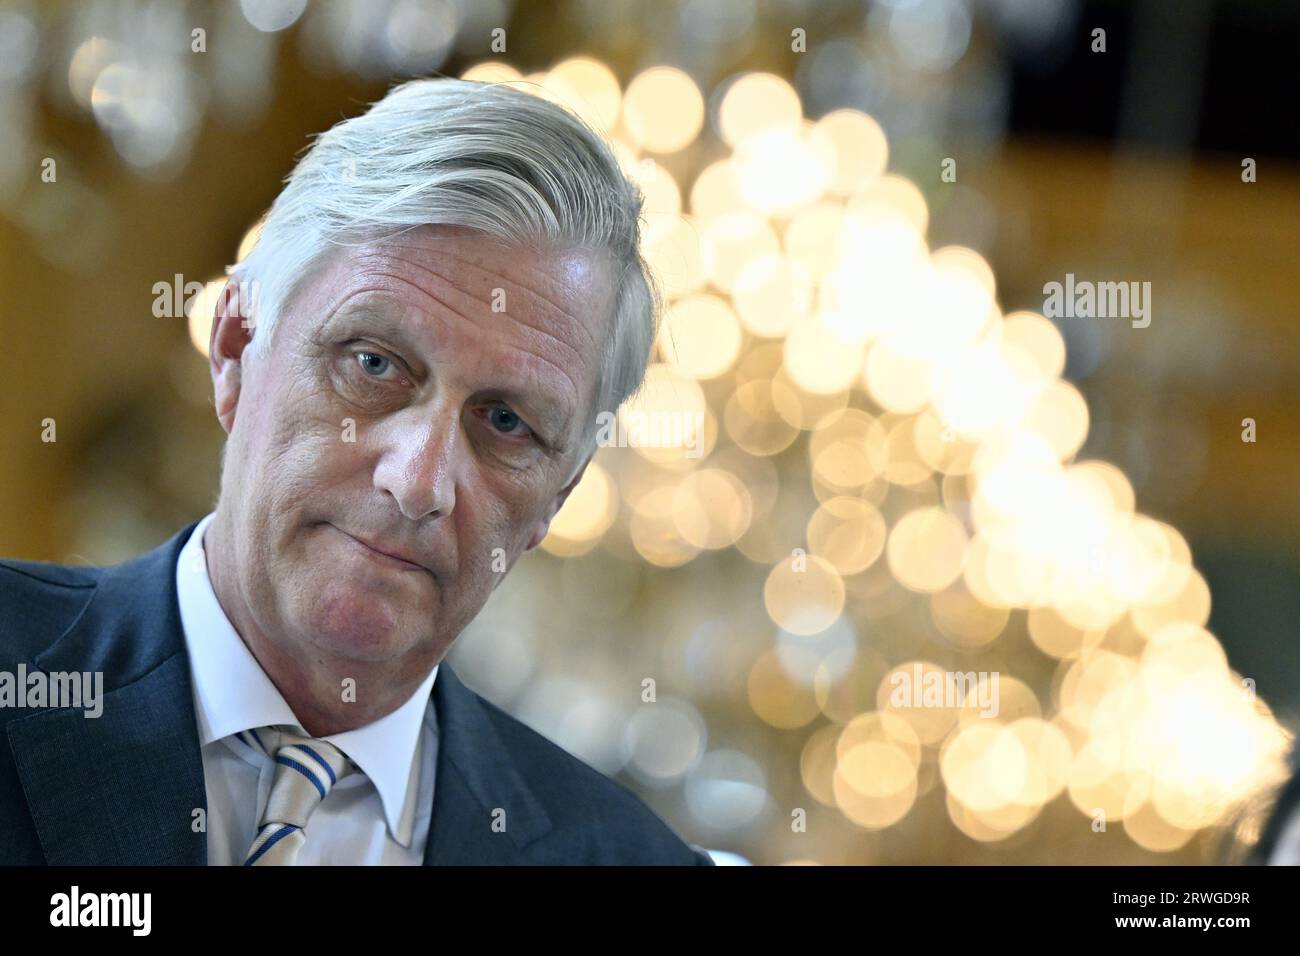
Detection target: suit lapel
<box><xmin>6</xmin><ymin>523</ymin><xmax>208</xmax><ymax>865</ymax></box>
<box><xmin>424</xmin><ymin>663</ymin><xmax>552</xmax><ymax>864</ymax></box>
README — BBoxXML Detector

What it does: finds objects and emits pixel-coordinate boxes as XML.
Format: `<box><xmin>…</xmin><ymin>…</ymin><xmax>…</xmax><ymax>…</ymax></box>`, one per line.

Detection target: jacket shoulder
<box><xmin>470</xmin><ymin>689</ymin><xmax>710</xmax><ymax>864</ymax></box>
<box><xmin>0</xmin><ymin>558</ymin><xmax>102</xmax><ymax>665</ymax></box>
<box><xmin>0</xmin><ymin>557</ymin><xmax>101</xmax><ymax>590</ymax></box>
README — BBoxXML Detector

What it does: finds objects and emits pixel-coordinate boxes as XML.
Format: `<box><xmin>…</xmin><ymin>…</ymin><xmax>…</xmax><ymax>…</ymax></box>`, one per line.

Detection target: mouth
<box><xmin>327</xmin><ymin>523</ymin><xmax>429</xmax><ymax>575</ymax></box>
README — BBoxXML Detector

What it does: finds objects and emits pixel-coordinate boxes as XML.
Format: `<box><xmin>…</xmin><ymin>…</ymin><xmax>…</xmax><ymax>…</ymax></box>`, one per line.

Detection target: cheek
<box><xmin>273</xmin><ymin>364</ymin><xmax>342</xmax><ymax>444</ymax></box>
<box><xmin>463</xmin><ymin>473</ymin><xmax>554</xmax><ymax>560</ymax></box>
<box><xmin>236</xmin><ymin>367</ymin><xmax>358</xmax><ymax>517</ymax></box>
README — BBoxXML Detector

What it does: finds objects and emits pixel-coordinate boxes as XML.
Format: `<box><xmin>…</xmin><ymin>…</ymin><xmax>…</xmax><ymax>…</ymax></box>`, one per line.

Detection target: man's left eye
<box><xmin>485</xmin><ymin>405</ymin><xmax>531</xmax><ymax>437</ymax></box>
<box><xmin>356</xmin><ymin>351</ymin><xmax>393</xmax><ymax>377</ymax></box>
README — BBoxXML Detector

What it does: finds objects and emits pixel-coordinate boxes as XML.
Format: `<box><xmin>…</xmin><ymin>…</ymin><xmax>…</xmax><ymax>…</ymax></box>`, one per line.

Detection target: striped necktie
<box><xmin>240</xmin><ymin>726</ymin><xmax>356</xmax><ymax>866</ymax></box>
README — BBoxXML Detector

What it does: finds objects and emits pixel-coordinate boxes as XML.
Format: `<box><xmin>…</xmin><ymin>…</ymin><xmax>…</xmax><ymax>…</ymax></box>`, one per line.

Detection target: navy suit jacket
<box><xmin>0</xmin><ymin>520</ymin><xmax>713</xmax><ymax>865</ymax></box>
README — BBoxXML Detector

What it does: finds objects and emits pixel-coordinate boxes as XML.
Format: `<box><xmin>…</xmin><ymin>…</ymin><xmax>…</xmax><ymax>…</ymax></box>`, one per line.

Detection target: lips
<box><xmin>329</xmin><ymin>524</ymin><xmax>428</xmax><ymax>574</ymax></box>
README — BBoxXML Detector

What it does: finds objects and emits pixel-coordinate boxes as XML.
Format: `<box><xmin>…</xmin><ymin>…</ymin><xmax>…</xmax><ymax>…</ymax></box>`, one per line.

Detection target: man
<box><xmin>0</xmin><ymin>78</ymin><xmax>713</xmax><ymax>866</ymax></box>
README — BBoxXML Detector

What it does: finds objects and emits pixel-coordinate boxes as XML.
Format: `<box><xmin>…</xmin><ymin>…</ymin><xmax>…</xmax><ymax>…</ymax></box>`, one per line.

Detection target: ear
<box><xmin>524</xmin><ymin>454</ymin><xmax>592</xmax><ymax>552</ymax></box>
<box><xmin>209</xmin><ymin>277</ymin><xmax>255</xmax><ymax>435</ymax></box>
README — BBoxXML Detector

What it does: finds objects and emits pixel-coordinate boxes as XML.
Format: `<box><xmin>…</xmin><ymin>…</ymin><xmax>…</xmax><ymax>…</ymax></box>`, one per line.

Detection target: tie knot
<box><xmin>279</xmin><ymin>728</ymin><xmax>353</xmax><ymax>783</ymax></box>
<box><xmin>255</xmin><ymin>726</ymin><xmax>355</xmax><ymax>823</ymax></box>
<box><xmin>243</xmin><ymin>726</ymin><xmax>356</xmax><ymax>865</ymax></box>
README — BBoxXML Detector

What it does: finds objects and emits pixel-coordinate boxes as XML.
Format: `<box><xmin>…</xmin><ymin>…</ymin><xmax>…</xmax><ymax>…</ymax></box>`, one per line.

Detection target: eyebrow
<box><xmin>326</xmin><ymin>304</ymin><xmax>576</xmax><ymax>446</ymax></box>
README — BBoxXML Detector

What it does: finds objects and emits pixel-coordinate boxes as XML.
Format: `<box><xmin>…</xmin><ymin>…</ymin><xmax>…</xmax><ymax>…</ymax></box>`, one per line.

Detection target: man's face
<box><xmin>209</xmin><ymin>225</ymin><xmax>614</xmax><ymax>675</ymax></box>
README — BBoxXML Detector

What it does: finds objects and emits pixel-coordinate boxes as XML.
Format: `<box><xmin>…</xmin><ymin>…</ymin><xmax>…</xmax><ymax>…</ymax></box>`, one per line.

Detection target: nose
<box><xmin>372</xmin><ymin>405</ymin><xmax>459</xmax><ymax>521</ymax></box>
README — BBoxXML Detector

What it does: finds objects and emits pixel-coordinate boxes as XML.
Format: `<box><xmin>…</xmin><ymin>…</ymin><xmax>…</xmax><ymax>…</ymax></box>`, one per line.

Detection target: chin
<box><xmin>301</xmin><ymin>579</ymin><xmax>420</xmax><ymax>663</ymax></box>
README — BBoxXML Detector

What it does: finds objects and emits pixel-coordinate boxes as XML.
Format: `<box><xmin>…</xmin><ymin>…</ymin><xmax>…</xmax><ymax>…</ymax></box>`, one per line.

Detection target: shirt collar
<box><xmin>175</xmin><ymin>511</ymin><xmax>438</xmax><ymax>847</ymax></box>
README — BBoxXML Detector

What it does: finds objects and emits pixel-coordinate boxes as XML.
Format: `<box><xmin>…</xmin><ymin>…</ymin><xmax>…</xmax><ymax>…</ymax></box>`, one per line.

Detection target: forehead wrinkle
<box><xmin>360</xmin><ymin>269</ymin><xmax>589</xmax><ymax>386</ymax></box>
<box><xmin>367</xmin><ymin>240</ymin><xmax>605</xmax><ymax>357</ymax></box>
<box><xmin>340</xmin><ymin>254</ymin><xmax>598</xmax><ymax>395</ymax></box>
<box><xmin>347</xmin><ymin>244</ymin><xmax>597</xmax><ymax>358</ymax></box>
<box><xmin>329</xmin><ymin>274</ymin><xmax>587</xmax><ymax>435</ymax></box>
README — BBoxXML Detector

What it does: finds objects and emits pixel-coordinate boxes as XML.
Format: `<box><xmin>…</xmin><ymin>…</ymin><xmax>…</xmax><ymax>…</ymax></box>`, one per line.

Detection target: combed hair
<box><xmin>231</xmin><ymin>77</ymin><xmax>661</xmax><ymax>479</ymax></box>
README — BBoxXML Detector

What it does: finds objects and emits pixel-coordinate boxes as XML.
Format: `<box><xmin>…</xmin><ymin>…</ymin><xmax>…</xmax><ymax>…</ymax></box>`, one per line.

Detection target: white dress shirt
<box><xmin>175</xmin><ymin>512</ymin><xmax>439</xmax><ymax>865</ymax></box>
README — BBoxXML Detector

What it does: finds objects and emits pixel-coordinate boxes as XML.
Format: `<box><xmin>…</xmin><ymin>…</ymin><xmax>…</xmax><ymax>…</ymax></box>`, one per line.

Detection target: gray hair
<box><xmin>231</xmin><ymin>77</ymin><xmax>661</xmax><ymax>483</ymax></box>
